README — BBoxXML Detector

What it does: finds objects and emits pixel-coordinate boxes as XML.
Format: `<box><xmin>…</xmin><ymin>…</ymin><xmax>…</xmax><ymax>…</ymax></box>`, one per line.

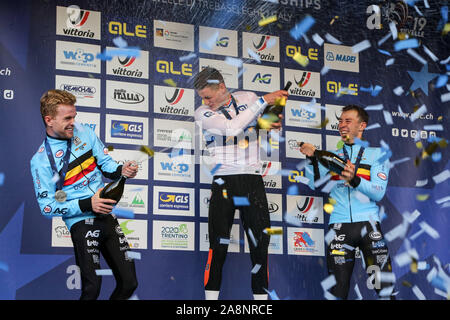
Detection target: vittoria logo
<box><xmin>295</xmin><ymin>72</ymin><xmax>311</xmax><ymax>87</ymax></box>
<box><xmin>165</xmin><ymin>89</ymin><xmax>184</xmax><ymax>105</ymax></box>
<box><xmin>253</xmin><ymin>35</ymin><xmax>271</xmax><ymax>52</ymax></box>
<box><xmin>296</xmin><ymin>197</ymin><xmax>314</xmax><ymax>213</ymax></box>
<box><xmin>112</xmin><ymin>55</ymin><xmax>142</xmax><ymax>77</ymax></box>
<box><xmin>67</xmin><ymin>9</ymin><xmax>90</xmax><ymax>28</ymax></box>
<box><xmin>56</xmin><ymin>6</ymin><xmax>101</xmax><ymax>40</ymax></box>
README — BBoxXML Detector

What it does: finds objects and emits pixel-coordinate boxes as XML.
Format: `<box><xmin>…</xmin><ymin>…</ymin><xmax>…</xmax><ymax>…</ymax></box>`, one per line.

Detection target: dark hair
<box><xmin>193</xmin><ymin>67</ymin><xmax>224</xmax><ymax>90</ymax></box>
<box><xmin>342</xmin><ymin>104</ymin><xmax>369</xmax><ymax>124</ymax></box>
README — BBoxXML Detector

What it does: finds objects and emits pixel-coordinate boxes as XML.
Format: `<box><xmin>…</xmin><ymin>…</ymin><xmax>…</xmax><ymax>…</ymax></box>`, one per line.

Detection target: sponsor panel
<box><xmin>75</xmin><ymin>111</ymin><xmax>100</xmax><ymax>137</ymax></box>
<box><xmin>243</xmin><ymin>64</ymin><xmax>280</xmax><ymax>93</ymax></box>
<box><xmin>153</xmin><ymin>119</ymin><xmax>195</xmax><ymax>149</ymax></box>
<box><xmin>55</xmin><ymin>75</ymin><xmax>100</xmax><ymax>108</ymax></box>
<box><xmin>287</xmin><ymin>227</ymin><xmax>324</xmax><ymax>256</ymax></box>
<box><xmin>324</xmin><ymin>43</ymin><xmax>359</xmax><ymax>73</ymax></box>
<box><xmin>242</xmin><ymin>32</ymin><xmax>280</xmax><ymax>62</ymax></box>
<box><xmin>286</xmin><ymin>195</ymin><xmax>324</xmax><ymax>224</ymax></box>
<box><xmin>326</xmin><ymin>134</ymin><xmax>342</xmax><ymax>151</ymax></box>
<box><xmin>285</xmin><ymin>100</ymin><xmax>322</xmax><ymax>128</ymax></box>
<box><xmin>154</xmin><ymin>85</ymin><xmax>195</xmax><ymax>117</ymax></box>
<box><xmin>115</xmin><ymin>184</ymin><xmax>148</xmax><ymax>214</ymax></box>
<box><xmin>56</xmin><ymin>6</ymin><xmax>101</xmax><ymax>40</ymax></box>
<box><xmin>325</xmin><ymin>104</ymin><xmax>344</xmax><ymax>131</ymax></box>
<box><xmin>284</xmin><ymin>68</ymin><xmax>321</xmax><ymax>99</ymax></box>
<box><xmin>199</xmin><ymin>26</ymin><xmax>238</xmax><ymax>57</ymax></box>
<box><xmin>108</xmin><ymin>21</ymin><xmax>147</xmax><ymax>38</ymax></box>
<box><xmin>154</xmin><ymin>20</ymin><xmax>194</xmax><ymax>51</ymax></box>
<box><xmin>285</xmin><ymin>44</ymin><xmax>319</xmax><ymax>65</ymax></box>
<box><xmin>106</xmin><ymin>80</ymin><xmax>148</xmax><ymax>112</ymax></box>
<box><xmin>261</xmin><ymin>161</ymin><xmax>282</xmax><ymax>189</ymax></box>
<box><xmin>55</xmin><ymin>40</ymin><xmax>101</xmax><ymax>73</ymax></box>
<box><xmin>244</xmin><ymin>229</ymin><xmax>283</xmax><ymax>255</ymax></box>
<box><xmin>105</xmin><ymin>114</ymin><xmax>148</xmax><ymax>146</ymax></box>
<box><xmin>199</xmin><ymin>188</ymin><xmax>211</xmax><ymax>218</ymax></box>
<box><xmin>285</xmin><ymin>131</ymin><xmax>321</xmax><ymax>159</ymax></box>
<box><xmin>106</xmin><ymin>47</ymin><xmax>149</xmax><ymax>79</ymax></box>
<box><xmin>153</xmin><ymin>220</ymin><xmax>195</xmax><ymax>251</ymax></box>
<box><xmin>153</xmin><ymin>186</ymin><xmax>195</xmax><ymax>216</ymax></box>
<box><xmin>199</xmin><ymin>58</ymin><xmax>238</xmax><ymax>89</ymax></box>
<box><xmin>153</xmin><ymin>152</ymin><xmax>195</xmax><ymax>183</ymax></box>
<box><xmin>108</xmin><ymin>149</ymin><xmax>149</xmax><ymax>180</ymax></box>
<box><xmin>199</xmin><ymin>222</ymin><xmax>240</xmax><ymax>252</ymax></box>
<box><xmin>118</xmin><ymin>219</ymin><xmax>148</xmax><ymax>249</ymax></box>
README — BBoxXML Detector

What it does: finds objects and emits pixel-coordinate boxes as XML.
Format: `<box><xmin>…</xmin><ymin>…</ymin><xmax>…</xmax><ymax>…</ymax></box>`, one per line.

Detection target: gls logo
<box><xmin>63</xmin><ymin>49</ymin><xmax>94</xmax><ymax>63</ymax></box>
<box><xmin>252</xmin><ymin>73</ymin><xmax>272</xmax><ymax>84</ymax></box>
<box><xmin>160</xmin><ymin>162</ymin><xmax>189</xmax><ymax>174</ymax></box>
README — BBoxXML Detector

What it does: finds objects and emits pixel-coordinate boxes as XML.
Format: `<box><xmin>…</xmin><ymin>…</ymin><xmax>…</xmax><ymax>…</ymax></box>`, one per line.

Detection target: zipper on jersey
<box><xmin>348</xmin><ymin>144</ymin><xmax>353</xmax><ymax>223</ymax></box>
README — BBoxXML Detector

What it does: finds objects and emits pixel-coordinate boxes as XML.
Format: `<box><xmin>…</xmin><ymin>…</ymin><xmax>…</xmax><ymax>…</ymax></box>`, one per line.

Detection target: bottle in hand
<box><xmin>299</xmin><ymin>142</ymin><xmax>347</xmax><ymax>174</ymax></box>
<box><xmin>100</xmin><ymin>175</ymin><xmax>127</xmax><ymax>202</ymax></box>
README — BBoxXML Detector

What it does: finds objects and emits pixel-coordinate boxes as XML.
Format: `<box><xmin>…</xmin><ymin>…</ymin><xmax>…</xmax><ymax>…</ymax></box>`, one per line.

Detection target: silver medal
<box><xmin>55</xmin><ymin>190</ymin><xmax>67</xmax><ymax>203</ymax></box>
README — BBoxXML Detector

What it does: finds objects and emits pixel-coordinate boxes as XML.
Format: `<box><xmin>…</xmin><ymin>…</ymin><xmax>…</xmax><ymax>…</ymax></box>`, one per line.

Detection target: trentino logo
<box><xmin>294</xmin><ymin>231</ymin><xmax>315</xmax><ymax>248</ymax></box>
<box><xmin>158</xmin><ymin>192</ymin><xmax>189</xmax><ymax>210</ymax></box>
<box><xmin>111</xmin><ymin>120</ymin><xmax>143</xmax><ymax>139</ymax></box>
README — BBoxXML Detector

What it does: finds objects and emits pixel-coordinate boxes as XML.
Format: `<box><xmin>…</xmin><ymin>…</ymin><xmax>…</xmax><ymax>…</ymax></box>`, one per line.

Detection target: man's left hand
<box><xmin>122</xmin><ymin>161</ymin><xmax>138</xmax><ymax>178</ymax></box>
<box><xmin>339</xmin><ymin>160</ymin><xmax>355</xmax><ymax>182</ymax></box>
<box><xmin>270</xmin><ymin>114</ymin><xmax>283</xmax><ymax>130</ymax></box>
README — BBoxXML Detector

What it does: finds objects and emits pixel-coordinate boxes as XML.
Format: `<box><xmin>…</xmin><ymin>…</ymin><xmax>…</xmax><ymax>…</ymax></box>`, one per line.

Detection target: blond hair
<box><xmin>40</xmin><ymin>89</ymin><xmax>76</xmax><ymax>126</ymax></box>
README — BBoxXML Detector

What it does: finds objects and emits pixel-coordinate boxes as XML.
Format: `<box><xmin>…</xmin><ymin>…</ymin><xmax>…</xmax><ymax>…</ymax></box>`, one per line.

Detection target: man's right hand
<box><xmin>91</xmin><ymin>188</ymin><xmax>117</xmax><ymax>214</ymax></box>
<box><xmin>263</xmin><ymin>90</ymin><xmax>289</xmax><ymax>105</ymax></box>
<box><xmin>299</xmin><ymin>142</ymin><xmax>316</xmax><ymax>157</ymax></box>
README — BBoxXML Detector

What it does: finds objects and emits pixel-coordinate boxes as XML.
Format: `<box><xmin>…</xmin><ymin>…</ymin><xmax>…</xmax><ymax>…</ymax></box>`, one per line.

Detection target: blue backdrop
<box><xmin>0</xmin><ymin>0</ymin><xmax>449</xmax><ymax>300</ymax></box>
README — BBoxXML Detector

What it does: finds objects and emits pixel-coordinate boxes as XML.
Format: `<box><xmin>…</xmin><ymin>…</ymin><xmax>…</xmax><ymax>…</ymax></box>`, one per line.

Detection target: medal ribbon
<box><xmin>44</xmin><ymin>137</ymin><xmax>72</xmax><ymax>191</ymax></box>
<box><xmin>342</xmin><ymin>144</ymin><xmax>365</xmax><ymax>176</ymax></box>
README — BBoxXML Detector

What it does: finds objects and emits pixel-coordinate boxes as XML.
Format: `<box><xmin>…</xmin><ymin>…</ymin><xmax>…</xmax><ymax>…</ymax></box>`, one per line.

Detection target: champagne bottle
<box><xmin>100</xmin><ymin>175</ymin><xmax>127</xmax><ymax>202</ymax></box>
<box><xmin>298</xmin><ymin>142</ymin><xmax>347</xmax><ymax>174</ymax></box>
<box><xmin>256</xmin><ymin>81</ymin><xmax>292</xmax><ymax>130</ymax></box>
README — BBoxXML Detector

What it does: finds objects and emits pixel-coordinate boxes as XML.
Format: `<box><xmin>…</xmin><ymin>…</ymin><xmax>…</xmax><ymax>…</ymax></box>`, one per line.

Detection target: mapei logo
<box><xmin>326</xmin><ymin>51</ymin><xmax>356</xmax><ymax>63</ymax></box>
<box><xmin>160</xmin><ymin>162</ymin><xmax>189</xmax><ymax>174</ymax></box>
<box><xmin>156</xmin><ymin>60</ymin><xmax>192</xmax><ymax>76</ymax></box>
<box><xmin>294</xmin><ymin>231</ymin><xmax>315</xmax><ymax>248</ymax></box>
<box><xmin>159</xmin><ymin>192</ymin><xmax>189</xmax><ymax>210</ymax></box>
<box><xmin>63</xmin><ymin>49</ymin><xmax>95</xmax><ymax>63</ymax></box>
<box><xmin>111</xmin><ymin>120</ymin><xmax>144</xmax><ymax>139</ymax></box>
<box><xmin>108</xmin><ymin>21</ymin><xmax>147</xmax><ymax>38</ymax></box>
<box><xmin>252</xmin><ymin>73</ymin><xmax>272</xmax><ymax>84</ymax></box>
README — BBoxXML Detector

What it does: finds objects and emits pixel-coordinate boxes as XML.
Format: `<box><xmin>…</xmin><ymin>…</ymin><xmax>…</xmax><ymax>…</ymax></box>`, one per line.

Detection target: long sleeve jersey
<box><xmin>30</xmin><ymin>125</ymin><xmax>122</xmax><ymax>230</ymax></box>
<box><xmin>305</xmin><ymin>143</ymin><xmax>389</xmax><ymax>224</ymax></box>
<box><xmin>195</xmin><ymin>91</ymin><xmax>269</xmax><ymax>176</ymax></box>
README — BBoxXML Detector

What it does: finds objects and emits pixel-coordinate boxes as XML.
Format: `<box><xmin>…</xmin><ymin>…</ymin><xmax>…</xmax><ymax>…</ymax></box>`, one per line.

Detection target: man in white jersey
<box><xmin>194</xmin><ymin>67</ymin><xmax>288</xmax><ymax>300</ymax></box>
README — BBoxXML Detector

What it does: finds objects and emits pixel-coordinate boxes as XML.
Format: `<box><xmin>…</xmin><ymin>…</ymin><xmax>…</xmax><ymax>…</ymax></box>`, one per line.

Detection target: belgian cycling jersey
<box><xmin>305</xmin><ymin>143</ymin><xmax>389</xmax><ymax>224</ymax></box>
<box><xmin>30</xmin><ymin>125</ymin><xmax>122</xmax><ymax>230</ymax></box>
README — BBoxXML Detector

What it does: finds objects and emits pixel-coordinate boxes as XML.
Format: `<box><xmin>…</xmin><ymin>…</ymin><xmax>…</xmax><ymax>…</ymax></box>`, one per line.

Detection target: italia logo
<box><xmin>165</xmin><ymin>88</ymin><xmax>184</xmax><ymax>105</ymax></box>
<box><xmin>295</xmin><ymin>72</ymin><xmax>311</xmax><ymax>87</ymax></box>
<box><xmin>253</xmin><ymin>36</ymin><xmax>271</xmax><ymax>51</ymax></box>
<box><xmin>55</xmin><ymin>150</ymin><xmax>65</xmax><ymax>158</ymax></box>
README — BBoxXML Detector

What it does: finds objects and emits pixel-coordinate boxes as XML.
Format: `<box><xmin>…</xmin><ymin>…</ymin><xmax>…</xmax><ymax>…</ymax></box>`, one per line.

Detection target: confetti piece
<box><xmin>394</xmin><ymin>38</ymin><xmax>419</xmax><ymax>51</ymax></box>
<box><xmin>258</xmin><ymin>15</ymin><xmax>277</xmax><ymax>27</ymax></box>
<box><xmin>126</xmin><ymin>251</ymin><xmax>141</xmax><ymax>260</ymax></box>
<box><xmin>214</xmin><ymin>178</ymin><xmax>225</xmax><ymax>185</ymax></box>
<box><xmin>321</xmin><ymin>275</ymin><xmax>336</xmax><ymax>292</ymax></box>
<box><xmin>312</xmin><ymin>33</ymin><xmax>324</xmax><ymax>46</ymax></box>
<box><xmin>325</xmin><ymin>229</ymin><xmax>336</xmax><ymax>245</ymax></box>
<box><xmin>331</xmin><ymin>249</ymin><xmax>346</xmax><ymax>256</ymax></box>
<box><xmin>222</xmin><ymin>189</ymin><xmax>228</xmax><ymax>199</ymax></box>
<box><xmin>440</xmin><ymin>92</ymin><xmax>450</xmax><ymax>102</ymax></box>
<box><xmin>294</xmin><ymin>175</ymin><xmax>310</xmax><ymax>185</ymax></box>
<box><xmin>263</xmin><ymin>288</ymin><xmax>280</xmax><ymax>300</ymax></box>
<box><xmin>207</xmin><ymin>79</ymin><xmax>220</xmax><ymax>84</ymax></box>
<box><xmin>320</xmin><ymin>65</ymin><xmax>330</xmax><ymax>75</ymax></box>
<box><xmin>210</xmin><ymin>163</ymin><xmax>222</xmax><ymax>176</ymax></box>
<box><xmin>164</xmin><ymin>79</ymin><xmax>177</xmax><ymax>87</ymax></box>
<box><xmin>407</xmin><ymin>48</ymin><xmax>427</xmax><ymax>64</ymax></box>
<box><xmin>365</xmin><ymin>123</ymin><xmax>381</xmax><ymax>130</ymax></box>
<box><xmin>314</xmin><ymin>173</ymin><xmax>331</xmax><ymax>188</ymax></box>
<box><xmin>201</xmin><ymin>31</ymin><xmax>219</xmax><ymax>51</ymax></box>
<box><xmin>378</xmin><ymin>32</ymin><xmax>392</xmax><ymax>46</ymax></box>
<box><xmin>179</xmin><ymin>52</ymin><xmax>197</xmax><ymax>62</ymax></box>
<box><xmin>419</xmin><ymin>221</ymin><xmax>440</xmax><ymax>239</ymax></box>
<box><xmin>139</xmin><ymin>145</ymin><xmax>154</xmax><ymax>157</ymax></box>
<box><xmin>247</xmin><ymin>228</ymin><xmax>258</xmax><ymax>247</ymax></box>
<box><xmin>389</xmin><ymin>21</ymin><xmax>398</xmax><ymax>40</ymax></box>
<box><xmin>251</xmin><ymin>264</ymin><xmax>262</xmax><ymax>274</ymax></box>
<box><xmin>321</xmin><ymin>181</ymin><xmax>339</xmax><ymax>194</ymax></box>
<box><xmin>51</xmin><ymin>173</ymin><xmax>60</xmax><ymax>183</ymax></box>
<box><xmin>292</xmin><ymin>52</ymin><xmax>309</xmax><ymax>67</ymax></box>
<box><xmin>95</xmin><ymin>269</ymin><xmax>113</xmax><ymax>276</ymax></box>
<box><xmin>0</xmin><ymin>172</ymin><xmax>4</xmax><ymax>186</ymax></box>
<box><xmin>385</xmin><ymin>58</ymin><xmax>395</xmax><ymax>66</ymax></box>
<box><xmin>111</xmin><ymin>207</ymin><xmax>135</xmax><ymax>219</ymax></box>
<box><xmin>283</xmin><ymin>213</ymin><xmax>303</xmax><ymax>227</ymax></box>
<box><xmin>377</xmin><ymin>49</ymin><xmax>391</xmax><ymax>56</ymax></box>
<box><xmin>410</xmin><ymin>104</ymin><xmax>427</xmax><ymax>122</ymax></box>
<box><xmin>432</xmin><ymin>169</ymin><xmax>450</xmax><ymax>184</ymax></box>
<box><xmin>423</xmin><ymin>45</ymin><xmax>438</xmax><ymax>62</ymax></box>
<box><xmin>113</xmin><ymin>36</ymin><xmax>128</xmax><ymax>48</ymax></box>
<box><xmin>224</xmin><ymin>57</ymin><xmax>243</xmax><ymax>67</ymax></box>
<box><xmin>354</xmin><ymin>284</ymin><xmax>363</xmax><ymax>300</ymax></box>
<box><xmin>324</xmin><ymin>33</ymin><xmax>342</xmax><ymax>44</ymax></box>
<box><xmin>247</xmin><ymin>48</ymin><xmax>261</xmax><ymax>63</ymax></box>
<box><xmin>393</xmin><ymin>86</ymin><xmax>404</xmax><ymax>95</ymax></box>
<box><xmin>436</xmin><ymin>195</ymin><xmax>450</xmax><ymax>204</ymax></box>
<box><xmin>435</xmin><ymin>75</ymin><xmax>448</xmax><ymax>88</ymax></box>
<box><xmin>289</xmin><ymin>15</ymin><xmax>315</xmax><ymax>40</ymax></box>
<box><xmin>412</xmin><ymin>285</ymin><xmax>426</xmax><ymax>300</ymax></box>
<box><xmin>416</xmin><ymin>194</ymin><xmax>429</xmax><ymax>201</ymax></box>
<box><xmin>0</xmin><ymin>261</ymin><xmax>9</xmax><ymax>272</ymax></box>
<box><xmin>364</xmin><ymin>104</ymin><xmax>383</xmax><ymax>111</ymax></box>
<box><xmin>352</xmin><ymin>40</ymin><xmax>371</xmax><ymax>53</ymax></box>
<box><xmin>383</xmin><ymin>111</ymin><xmax>393</xmax><ymax>125</ymax></box>
<box><xmin>219</xmin><ymin>238</ymin><xmax>230</xmax><ymax>245</ymax></box>
<box><xmin>264</xmin><ymin>227</ymin><xmax>283</xmax><ymax>235</ymax></box>
<box><xmin>287</xmin><ymin>184</ymin><xmax>299</xmax><ymax>195</ymax></box>
<box><xmin>97</xmin><ymin>47</ymin><xmax>141</xmax><ymax>60</ymax></box>
<box><xmin>233</xmin><ymin>196</ymin><xmax>250</xmax><ymax>206</ymax></box>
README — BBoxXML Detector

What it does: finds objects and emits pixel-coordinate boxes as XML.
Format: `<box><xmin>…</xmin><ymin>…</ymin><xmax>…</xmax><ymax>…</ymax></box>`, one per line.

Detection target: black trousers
<box><xmin>326</xmin><ymin>221</ymin><xmax>396</xmax><ymax>299</ymax></box>
<box><xmin>204</xmin><ymin>174</ymin><xmax>271</xmax><ymax>294</ymax></box>
<box><xmin>70</xmin><ymin>214</ymin><xmax>138</xmax><ymax>300</ymax></box>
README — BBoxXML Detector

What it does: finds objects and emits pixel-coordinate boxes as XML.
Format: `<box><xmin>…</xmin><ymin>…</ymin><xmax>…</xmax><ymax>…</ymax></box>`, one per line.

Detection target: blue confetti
<box><xmin>210</xmin><ymin>163</ymin><xmax>222</xmax><ymax>176</ymax></box>
<box><xmin>289</xmin><ymin>15</ymin><xmax>315</xmax><ymax>40</ymax></box>
<box><xmin>95</xmin><ymin>269</ymin><xmax>113</xmax><ymax>276</ymax></box>
<box><xmin>179</xmin><ymin>53</ymin><xmax>197</xmax><ymax>62</ymax></box>
<box><xmin>112</xmin><ymin>36</ymin><xmax>128</xmax><ymax>48</ymax></box>
<box><xmin>0</xmin><ymin>261</ymin><xmax>9</xmax><ymax>272</ymax></box>
<box><xmin>287</xmin><ymin>184</ymin><xmax>298</xmax><ymax>195</ymax></box>
<box><xmin>394</xmin><ymin>38</ymin><xmax>419</xmax><ymax>51</ymax></box>
<box><xmin>377</xmin><ymin>49</ymin><xmax>392</xmax><ymax>56</ymax></box>
<box><xmin>0</xmin><ymin>172</ymin><xmax>4</xmax><ymax>186</ymax></box>
<box><xmin>435</xmin><ymin>75</ymin><xmax>448</xmax><ymax>88</ymax></box>
<box><xmin>96</xmin><ymin>47</ymin><xmax>141</xmax><ymax>61</ymax></box>
<box><xmin>233</xmin><ymin>196</ymin><xmax>250</xmax><ymax>206</ymax></box>
<box><xmin>111</xmin><ymin>207</ymin><xmax>135</xmax><ymax>219</ymax></box>
<box><xmin>263</xmin><ymin>288</ymin><xmax>280</xmax><ymax>300</ymax></box>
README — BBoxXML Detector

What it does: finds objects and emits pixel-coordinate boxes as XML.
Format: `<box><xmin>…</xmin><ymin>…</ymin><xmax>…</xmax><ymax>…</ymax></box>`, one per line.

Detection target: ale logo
<box><xmin>165</xmin><ymin>88</ymin><xmax>184</xmax><ymax>105</ymax></box>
